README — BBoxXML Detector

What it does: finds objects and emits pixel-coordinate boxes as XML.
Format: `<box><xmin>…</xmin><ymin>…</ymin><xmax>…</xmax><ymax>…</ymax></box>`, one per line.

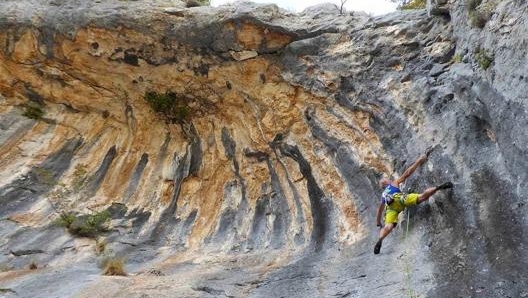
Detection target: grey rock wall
<box><xmin>0</xmin><ymin>0</ymin><xmax>527</xmax><ymax>297</ymax></box>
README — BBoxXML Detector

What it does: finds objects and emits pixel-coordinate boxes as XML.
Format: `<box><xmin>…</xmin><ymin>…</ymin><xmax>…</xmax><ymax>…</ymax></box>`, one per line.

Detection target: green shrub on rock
<box><xmin>58</xmin><ymin>210</ymin><xmax>111</xmax><ymax>238</ymax></box>
<box><xmin>475</xmin><ymin>48</ymin><xmax>493</xmax><ymax>70</ymax></box>
<box><xmin>400</xmin><ymin>0</ymin><xmax>426</xmax><ymax>10</ymax></box>
<box><xmin>144</xmin><ymin>91</ymin><xmax>191</xmax><ymax>123</ymax></box>
<box><xmin>185</xmin><ymin>0</ymin><xmax>210</xmax><ymax>8</ymax></box>
<box><xmin>22</xmin><ymin>105</ymin><xmax>44</xmax><ymax>120</ymax></box>
<box><xmin>101</xmin><ymin>256</ymin><xmax>127</xmax><ymax>276</ymax></box>
<box><xmin>57</xmin><ymin>212</ymin><xmax>76</xmax><ymax>227</ymax></box>
<box><xmin>467</xmin><ymin>0</ymin><xmax>501</xmax><ymax>28</ymax></box>
<box><xmin>144</xmin><ymin>91</ymin><xmax>175</xmax><ymax>114</ymax></box>
<box><xmin>185</xmin><ymin>0</ymin><xmax>197</xmax><ymax>7</ymax></box>
<box><xmin>451</xmin><ymin>53</ymin><xmax>463</xmax><ymax>64</ymax></box>
<box><xmin>72</xmin><ymin>164</ymin><xmax>88</xmax><ymax>191</ymax></box>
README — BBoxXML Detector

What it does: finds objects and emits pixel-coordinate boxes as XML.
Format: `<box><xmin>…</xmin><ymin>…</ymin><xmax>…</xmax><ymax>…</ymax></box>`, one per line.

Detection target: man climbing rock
<box><xmin>374</xmin><ymin>149</ymin><xmax>453</xmax><ymax>254</ymax></box>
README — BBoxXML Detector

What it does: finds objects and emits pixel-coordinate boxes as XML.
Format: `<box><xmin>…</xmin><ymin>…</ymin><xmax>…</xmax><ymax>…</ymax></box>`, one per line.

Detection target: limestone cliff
<box><xmin>0</xmin><ymin>0</ymin><xmax>526</xmax><ymax>297</ymax></box>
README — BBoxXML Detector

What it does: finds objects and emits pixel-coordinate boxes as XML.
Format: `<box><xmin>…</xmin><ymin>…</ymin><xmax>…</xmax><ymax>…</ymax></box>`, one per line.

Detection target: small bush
<box><xmin>101</xmin><ymin>256</ymin><xmax>127</xmax><ymax>276</ymax></box>
<box><xmin>468</xmin><ymin>11</ymin><xmax>487</xmax><ymax>28</ymax></box>
<box><xmin>467</xmin><ymin>0</ymin><xmax>482</xmax><ymax>10</ymax></box>
<box><xmin>400</xmin><ymin>0</ymin><xmax>426</xmax><ymax>10</ymax></box>
<box><xmin>48</xmin><ymin>164</ymin><xmax>89</xmax><ymax>204</ymax></box>
<box><xmin>466</xmin><ymin>0</ymin><xmax>497</xmax><ymax>28</ymax></box>
<box><xmin>144</xmin><ymin>91</ymin><xmax>176</xmax><ymax>114</ymax></box>
<box><xmin>34</xmin><ymin>167</ymin><xmax>56</xmax><ymax>186</ymax></box>
<box><xmin>451</xmin><ymin>53</ymin><xmax>463</xmax><ymax>64</ymax></box>
<box><xmin>185</xmin><ymin>0</ymin><xmax>210</xmax><ymax>8</ymax></box>
<box><xmin>144</xmin><ymin>91</ymin><xmax>191</xmax><ymax>123</ymax></box>
<box><xmin>29</xmin><ymin>262</ymin><xmax>38</xmax><ymax>270</ymax></box>
<box><xmin>59</xmin><ymin>211</ymin><xmax>111</xmax><ymax>238</ymax></box>
<box><xmin>72</xmin><ymin>164</ymin><xmax>88</xmax><ymax>191</ymax></box>
<box><xmin>22</xmin><ymin>105</ymin><xmax>44</xmax><ymax>120</ymax></box>
<box><xmin>475</xmin><ymin>49</ymin><xmax>493</xmax><ymax>70</ymax></box>
<box><xmin>467</xmin><ymin>0</ymin><xmax>483</xmax><ymax>26</ymax></box>
<box><xmin>57</xmin><ymin>212</ymin><xmax>76</xmax><ymax>227</ymax></box>
<box><xmin>95</xmin><ymin>238</ymin><xmax>106</xmax><ymax>255</ymax></box>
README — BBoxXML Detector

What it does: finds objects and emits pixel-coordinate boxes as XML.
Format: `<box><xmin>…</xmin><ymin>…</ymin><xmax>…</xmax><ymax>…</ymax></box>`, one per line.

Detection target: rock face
<box><xmin>0</xmin><ymin>0</ymin><xmax>527</xmax><ymax>297</ymax></box>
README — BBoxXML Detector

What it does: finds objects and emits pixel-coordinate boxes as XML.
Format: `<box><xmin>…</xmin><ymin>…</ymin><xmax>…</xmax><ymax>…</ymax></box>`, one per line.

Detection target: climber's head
<box><xmin>378</xmin><ymin>177</ymin><xmax>390</xmax><ymax>189</ymax></box>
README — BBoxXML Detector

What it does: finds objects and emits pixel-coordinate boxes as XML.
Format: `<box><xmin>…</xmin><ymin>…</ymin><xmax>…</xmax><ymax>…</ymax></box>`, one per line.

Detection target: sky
<box><xmin>210</xmin><ymin>0</ymin><xmax>398</xmax><ymax>15</ymax></box>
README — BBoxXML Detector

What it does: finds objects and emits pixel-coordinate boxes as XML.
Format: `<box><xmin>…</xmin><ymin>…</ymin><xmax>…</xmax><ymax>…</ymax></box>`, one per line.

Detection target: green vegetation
<box><xmin>467</xmin><ymin>0</ymin><xmax>485</xmax><ymax>28</ymax></box>
<box><xmin>144</xmin><ymin>91</ymin><xmax>176</xmax><ymax>113</ymax></box>
<box><xmin>144</xmin><ymin>91</ymin><xmax>191</xmax><ymax>123</ymax></box>
<box><xmin>475</xmin><ymin>48</ymin><xmax>493</xmax><ymax>70</ymax></box>
<box><xmin>22</xmin><ymin>105</ymin><xmax>44</xmax><ymax>120</ymax></box>
<box><xmin>57</xmin><ymin>212</ymin><xmax>76</xmax><ymax>227</ymax></box>
<box><xmin>48</xmin><ymin>164</ymin><xmax>89</xmax><ymax>203</ymax></box>
<box><xmin>0</xmin><ymin>265</ymin><xmax>14</xmax><ymax>272</ymax></box>
<box><xmin>95</xmin><ymin>238</ymin><xmax>107</xmax><ymax>255</ymax></box>
<box><xmin>34</xmin><ymin>167</ymin><xmax>56</xmax><ymax>186</ymax></box>
<box><xmin>72</xmin><ymin>164</ymin><xmax>88</xmax><ymax>191</ymax></box>
<box><xmin>451</xmin><ymin>53</ymin><xmax>463</xmax><ymax>64</ymax></box>
<box><xmin>48</xmin><ymin>182</ymin><xmax>69</xmax><ymax>202</ymax></box>
<box><xmin>400</xmin><ymin>0</ymin><xmax>426</xmax><ymax>10</ymax></box>
<box><xmin>390</xmin><ymin>0</ymin><xmax>425</xmax><ymax>10</ymax></box>
<box><xmin>185</xmin><ymin>0</ymin><xmax>210</xmax><ymax>8</ymax></box>
<box><xmin>47</xmin><ymin>164</ymin><xmax>100</xmax><ymax>237</ymax></box>
<box><xmin>101</xmin><ymin>256</ymin><xmax>127</xmax><ymax>276</ymax></box>
<box><xmin>467</xmin><ymin>0</ymin><xmax>482</xmax><ymax>11</ymax></box>
<box><xmin>467</xmin><ymin>0</ymin><xmax>500</xmax><ymax>28</ymax></box>
<box><xmin>58</xmin><ymin>210</ymin><xmax>111</xmax><ymax>238</ymax></box>
<box><xmin>0</xmin><ymin>288</ymin><xmax>16</xmax><ymax>294</ymax></box>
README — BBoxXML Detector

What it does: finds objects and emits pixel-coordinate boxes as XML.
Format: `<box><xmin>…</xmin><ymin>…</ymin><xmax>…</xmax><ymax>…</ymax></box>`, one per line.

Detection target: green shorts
<box><xmin>384</xmin><ymin>193</ymin><xmax>419</xmax><ymax>224</ymax></box>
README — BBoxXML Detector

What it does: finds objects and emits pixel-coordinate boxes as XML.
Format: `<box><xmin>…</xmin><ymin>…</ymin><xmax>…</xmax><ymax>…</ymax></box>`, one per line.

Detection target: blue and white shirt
<box><xmin>381</xmin><ymin>184</ymin><xmax>401</xmax><ymax>204</ymax></box>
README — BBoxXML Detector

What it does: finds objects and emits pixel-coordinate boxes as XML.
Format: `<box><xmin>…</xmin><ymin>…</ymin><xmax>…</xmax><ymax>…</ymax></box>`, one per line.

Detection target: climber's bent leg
<box><xmin>374</xmin><ymin>222</ymin><xmax>396</xmax><ymax>254</ymax></box>
<box><xmin>417</xmin><ymin>187</ymin><xmax>437</xmax><ymax>204</ymax></box>
<box><xmin>417</xmin><ymin>182</ymin><xmax>453</xmax><ymax>204</ymax></box>
<box><xmin>378</xmin><ymin>223</ymin><xmax>396</xmax><ymax>240</ymax></box>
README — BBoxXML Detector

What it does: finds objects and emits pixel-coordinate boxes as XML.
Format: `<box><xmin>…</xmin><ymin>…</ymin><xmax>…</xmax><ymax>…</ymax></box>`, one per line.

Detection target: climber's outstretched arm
<box><xmin>394</xmin><ymin>150</ymin><xmax>431</xmax><ymax>185</ymax></box>
<box><xmin>376</xmin><ymin>202</ymin><xmax>384</xmax><ymax>227</ymax></box>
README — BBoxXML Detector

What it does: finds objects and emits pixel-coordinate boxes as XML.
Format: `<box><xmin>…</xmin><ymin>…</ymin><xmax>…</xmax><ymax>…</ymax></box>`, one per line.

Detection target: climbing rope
<box><xmin>403</xmin><ymin>210</ymin><xmax>415</xmax><ymax>298</ymax></box>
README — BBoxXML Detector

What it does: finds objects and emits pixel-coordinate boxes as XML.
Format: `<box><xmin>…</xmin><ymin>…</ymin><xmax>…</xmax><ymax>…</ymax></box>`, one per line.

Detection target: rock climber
<box><xmin>374</xmin><ymin>149</ymin><xmax>453</xmax><ymax>254</ymax></box>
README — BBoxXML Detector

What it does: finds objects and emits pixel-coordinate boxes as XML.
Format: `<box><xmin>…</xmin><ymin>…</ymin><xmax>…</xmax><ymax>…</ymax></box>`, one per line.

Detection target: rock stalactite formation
<box><xmin>0</xmin><ymin>0</ymin><xmax>527</xmax><ymax>297</ymax></box>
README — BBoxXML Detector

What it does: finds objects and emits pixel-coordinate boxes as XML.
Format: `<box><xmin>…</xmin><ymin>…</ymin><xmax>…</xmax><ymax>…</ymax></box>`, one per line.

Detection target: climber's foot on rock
<box><xmin>374</xmin><ymin>239</ymin><xmax>382</xmax><ymax>255</ymax></box>
<box><xmin>436</xmin><ymin>182</ymin><xmax>453</xmax><ymax>190</ymax></box>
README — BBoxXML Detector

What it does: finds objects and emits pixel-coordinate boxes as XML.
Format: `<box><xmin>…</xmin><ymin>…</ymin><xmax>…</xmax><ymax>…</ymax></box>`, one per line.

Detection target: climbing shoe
<box><xmin>374</xmin><ymin>239</ymin><xmax>382</xmax><ymax>255</ymax></box>
<box><xmin>436</xmin><ymin>182</ymin><xmax>453</xmax><ymax>190</ymax></box>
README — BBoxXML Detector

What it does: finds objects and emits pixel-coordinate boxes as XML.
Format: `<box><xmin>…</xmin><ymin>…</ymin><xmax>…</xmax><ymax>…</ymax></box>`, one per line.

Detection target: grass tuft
<box><xmin>101</xmin><ymin>256</ymin><xmax>127</xmax><ymax>276</ymax></box>
<box><xmin>22</xmin><ymin>105</ymin><xmax>44</xmax><ymax>120</ymax></box>
<box><xmin>34</xmin><ymin>167</ymin><xmax>56</xmax><ymax>186</ymax></box>
<box><xmin>144</xmin><ymin>91</ymin><xmax>191</xmax><ymax>123</ymax></box>
<box><xmin>475</xmin><ymin>48</ymin><xmax>493</xmax><ymax>70</ymax></box>
<box><xmin>72</xmin><ymin>164</ymin><xmax>88</xmax><ymax>191</ymax></box>
<box><xmin>185</xmin><ymin>0</ymin><xmax>210</xmax><ymax>7</ymax></box>
<box><xmin>95</xmin><ymin>238</ymin><xmax>106</xmax><ymax>255</ymax></box>
<box><xmin>467</xmin><ymin>0</ymin><xmax>500</xmax><ymax>28</ymax></box>
<box><xmin>29</xmin><ymin>262</ymin><xmax>38</xmax><ymax>270</ymax></box>
<box><xmin>57</xmin><ymin>211</ymin><xmax>111</xmax><ymax>238</ymax></box>
<box><xmin>400</xmin><ymin>0</ymin><xmax>426</xmax><ymax>10</ymax></box>
<box><xmin>451</xmin><ymin>53</ymin><xmax>463</xmax><ymax>64</ymax></box>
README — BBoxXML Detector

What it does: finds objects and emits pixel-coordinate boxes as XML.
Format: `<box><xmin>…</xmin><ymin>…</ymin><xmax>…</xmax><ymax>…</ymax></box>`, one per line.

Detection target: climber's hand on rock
<box><xmin>425</xmin><ymin>146</ymin><xmax>434</xmax><ymax>158</ymax></box>
<box><xmin>418</xmin><ymin>147</ymin><xmax>433</xmax><ymax>163</ymax></box>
